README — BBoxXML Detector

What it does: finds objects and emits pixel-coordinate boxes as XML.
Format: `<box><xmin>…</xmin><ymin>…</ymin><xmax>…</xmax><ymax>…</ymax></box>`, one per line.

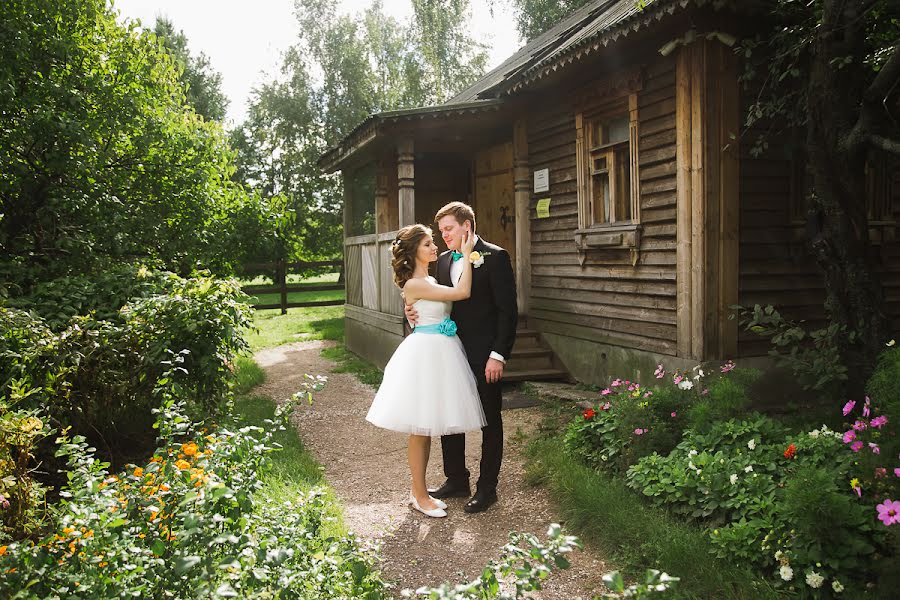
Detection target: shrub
<box><xmin>0</xmin><ymin>387</ymin><xmax>386</xmax><ymax>598</ymax></box>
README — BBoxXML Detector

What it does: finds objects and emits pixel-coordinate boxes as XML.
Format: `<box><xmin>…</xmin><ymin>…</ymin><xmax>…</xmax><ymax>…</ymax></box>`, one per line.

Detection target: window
<box><xmin>575</xmin><ymin>92</ymin><xmax>641</xmax><ymax>249</ymax></box>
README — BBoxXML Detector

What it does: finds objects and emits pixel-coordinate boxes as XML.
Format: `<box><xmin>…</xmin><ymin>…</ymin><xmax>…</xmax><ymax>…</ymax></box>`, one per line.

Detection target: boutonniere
<box><xmin>469</xmin><ymin>250</ymin><xmax>491</xmax><ymax>268</ymax></box>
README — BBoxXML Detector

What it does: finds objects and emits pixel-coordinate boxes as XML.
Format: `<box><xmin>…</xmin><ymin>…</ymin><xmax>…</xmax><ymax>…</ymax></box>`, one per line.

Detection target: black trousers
<box><xmin>440</xmin><ymin>378</ymin><xmax>503</xmax><ymax>494</ymax></box>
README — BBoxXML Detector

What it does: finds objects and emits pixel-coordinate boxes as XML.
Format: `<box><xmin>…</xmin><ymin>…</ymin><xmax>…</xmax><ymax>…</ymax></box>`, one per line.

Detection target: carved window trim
<box><xmin>575</xmin><ymin>92</ymin><xmax>641</xmax><ymax>250</ymax></box>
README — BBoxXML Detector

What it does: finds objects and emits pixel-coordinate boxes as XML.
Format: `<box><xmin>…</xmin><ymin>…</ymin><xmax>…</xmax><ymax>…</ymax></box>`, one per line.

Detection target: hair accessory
<box><xmin>392</xmin><ymin>238</ymin><xmax>401</xmax><ymax>248</ymax></box>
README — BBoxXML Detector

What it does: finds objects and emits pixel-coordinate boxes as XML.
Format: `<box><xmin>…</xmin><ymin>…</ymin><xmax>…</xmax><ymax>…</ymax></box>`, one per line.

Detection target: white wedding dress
<box><xmin>366</xmin><ymin>283</ymin><xmax>486</xmax><ymax>436</ymax></box>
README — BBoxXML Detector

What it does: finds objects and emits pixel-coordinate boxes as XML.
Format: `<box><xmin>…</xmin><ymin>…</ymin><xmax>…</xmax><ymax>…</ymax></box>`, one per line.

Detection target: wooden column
<box><xmin>513</xmin><ymin>119</ymin><xmax>531</xmax><ymax>316</ymax></box>
<box><xmin>374</xmin><ymin>160</ymin><xmax>390</xmax><ymax>233</ymax></box>
<box><xmin>675</xmin><ymin>39</ymin><xmax>740</xmax><ymax>361</ymax></box>
<box><xmin>342</xmin><ymin>173</ymin><xmax>353</xmax><ymax>237</ymax></box>
<box><xmin>397</xmin><ymin>138</ymin><xmax>415</xmax><ymax>227</ymax></box>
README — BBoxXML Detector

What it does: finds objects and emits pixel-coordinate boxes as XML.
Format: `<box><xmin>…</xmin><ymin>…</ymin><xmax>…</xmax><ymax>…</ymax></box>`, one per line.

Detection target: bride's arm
<box><xmin>403</xmin><ymin>261</ymin><xmax>472</xmax><ymax>303</ymax></box>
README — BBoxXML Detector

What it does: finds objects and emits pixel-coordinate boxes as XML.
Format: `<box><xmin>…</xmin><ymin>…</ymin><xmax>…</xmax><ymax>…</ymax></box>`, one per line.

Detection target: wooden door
<box><xmin>473</xmin><ymin>142</ymin><xmax>516</xmax><ymax>270</ymax></box>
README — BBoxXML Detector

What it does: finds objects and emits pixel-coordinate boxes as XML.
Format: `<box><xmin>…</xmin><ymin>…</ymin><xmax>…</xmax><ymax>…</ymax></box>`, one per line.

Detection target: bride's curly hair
<box><xmin>391</xmin><ymin>224</ymin><xmax>432</xmax><ymax>288</ymax></box>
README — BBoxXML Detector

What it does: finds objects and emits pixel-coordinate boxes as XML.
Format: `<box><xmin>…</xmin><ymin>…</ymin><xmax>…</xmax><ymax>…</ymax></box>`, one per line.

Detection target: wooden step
<box><xmin>502</xmin><ymin>368</ymin><xmax>569</xmax><ymax>382</ymax></box>
<box><xmin>506</xmin><ymin>348</ymin><xmax>555</xmax><ymax>371</ymax></box>
<box><xmin>512</xmin><ymin>328</ymin><xmax>543</xmax><ymax>349</ymax></box>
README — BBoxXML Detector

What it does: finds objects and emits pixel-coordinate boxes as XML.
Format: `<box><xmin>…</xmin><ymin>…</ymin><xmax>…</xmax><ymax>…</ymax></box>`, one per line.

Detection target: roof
<box><xmin>321</xmin><ymin>0</ymin><xmax>700</xmax><ymax>171</ymax></box>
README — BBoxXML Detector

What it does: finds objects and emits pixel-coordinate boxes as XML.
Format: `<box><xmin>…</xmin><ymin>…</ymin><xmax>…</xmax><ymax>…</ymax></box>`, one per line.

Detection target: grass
<box><xmin>239</xmin><ymin>272</ymin><xmax>341</xmax><ymax>286</ymax></box>
<box><xmin>244</xmin><ymin>289</ymin><xmax>344</xmax><ymax>307</ymax></box>
<box><xmin>229</xmin><ymin>356</ymin><xmax>345</xmax><ymax>539</ymax></box>
<box><xmin>320</xmin><ymin>346</ymin><xmax>384</xmax><ymax>386</ymax></box>
<box><xmin>523</xmin><ymin>409</ymin><xmax>780</xmax><ymax>599</ymax></box>
<box><xmin>246</xmin><ymin>306</ymin><xmax>343</xmax><ymax>351</ymax></box>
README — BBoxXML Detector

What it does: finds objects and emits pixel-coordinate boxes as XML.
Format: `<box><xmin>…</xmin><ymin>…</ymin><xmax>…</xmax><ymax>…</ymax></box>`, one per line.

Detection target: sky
<box><xmin>112</xmin><ymin>0</ymin><xmax>523</xmax><ymax>126</ymax></box>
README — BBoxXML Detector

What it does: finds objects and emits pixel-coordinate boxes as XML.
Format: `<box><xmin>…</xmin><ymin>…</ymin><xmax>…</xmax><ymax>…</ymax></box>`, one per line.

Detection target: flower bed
<box><xmin>564</xmin><ymin>357</ymin><xmax>900</xmax><ymax>594</ymax></box>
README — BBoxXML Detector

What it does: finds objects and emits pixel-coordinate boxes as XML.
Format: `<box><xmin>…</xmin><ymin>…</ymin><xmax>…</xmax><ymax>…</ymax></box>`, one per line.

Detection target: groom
<box><xmin>406</xmin><ymin>201</ymin><xmax>517</xmax><ymax>513</ymax></box>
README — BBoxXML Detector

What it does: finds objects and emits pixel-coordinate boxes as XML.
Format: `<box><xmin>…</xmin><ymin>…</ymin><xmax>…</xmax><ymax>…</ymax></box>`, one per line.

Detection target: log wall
<box><xmin>527</xmin><ymin>55</ymin><xmax>679</xmax><ymax>355</ymax></box>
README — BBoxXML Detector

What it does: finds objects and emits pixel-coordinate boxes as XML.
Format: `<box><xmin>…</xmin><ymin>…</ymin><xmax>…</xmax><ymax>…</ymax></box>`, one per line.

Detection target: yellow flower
<box><xmin>181</xmin><ymin>442</ymin><xmax>199</xmax><ymax>457</ymax></box>
<box><xmin>99</xmin><ymin>561</ymin><xmax>108</xmax><ymax>568</ymax></box>
<box><xmin>469</xmin><ymin>251</ymin><xmax>481</xmax><ymax>262</ymax></box>
<box><xmin>133</xmin><ymin>467</ymin><xmax>144</xmax><ymax>478</ymax></box>
<box><xmin>175</xmin><ymin>459</ymin><xmax>190</xmax><ymax>470</ymax></box>
<box><xmin>63</xmin><ymin>527</ymin><xmax>75</xmax><ymax>535</ymax></box>
<box><xmin>850</xmin><ymin>478</ymin><xmax>859</xmax><ymax>489</ymax></box>
<box><xmin>149</xmin><ymin>456</ymin><xmax>163</xmax><ymax>463</ymax></box>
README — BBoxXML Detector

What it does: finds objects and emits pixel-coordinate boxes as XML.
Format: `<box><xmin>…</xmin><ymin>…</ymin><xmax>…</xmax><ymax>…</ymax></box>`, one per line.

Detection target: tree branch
<box><xmin>867</xmin><ymin>134</ymin><xmax>900</xmax><ymax>155</ymax></box>
<box><xmin>843</xmin><ymin>43</ymin><xmax>900</xmax><ymax>154</ymax></box>
<box><xmin>864</xmin><ymin>43</ymin><xmax>900</xmax><ymax>109</ymax></box>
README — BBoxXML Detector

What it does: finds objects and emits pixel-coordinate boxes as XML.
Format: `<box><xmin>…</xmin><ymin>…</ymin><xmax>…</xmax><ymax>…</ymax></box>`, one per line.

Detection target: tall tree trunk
<box><xmin>805</xmin><ymin>0</ymin><xmax>889</xmax><ymax>395</ymax></box>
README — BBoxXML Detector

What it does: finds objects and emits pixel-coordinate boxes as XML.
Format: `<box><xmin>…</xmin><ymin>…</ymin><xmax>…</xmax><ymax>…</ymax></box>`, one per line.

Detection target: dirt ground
<box><xmin>254</xmin><ymin>340</ymin><xmax>609</xmax><ymax>598</ymax></box>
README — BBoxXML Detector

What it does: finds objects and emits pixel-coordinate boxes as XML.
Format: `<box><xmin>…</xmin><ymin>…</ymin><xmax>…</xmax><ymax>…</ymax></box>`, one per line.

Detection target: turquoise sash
<box><xmin>413</xmin><ymin>317</ymin><xmax>458</xmax><ymax>337</ymax></box>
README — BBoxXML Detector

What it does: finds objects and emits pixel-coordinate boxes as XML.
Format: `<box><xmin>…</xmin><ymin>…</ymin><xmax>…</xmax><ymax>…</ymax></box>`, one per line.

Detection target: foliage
<box><xmin>625</xmin><ymin>415</ymin><xmax>895</xmax><ymax>593</ymax></box>
<box><xmin>0</xmin><ymin>384</ymin><xmax>386</xmax><ymax>598</ymax></box>
<box><xmin>149</xmin><ymin>17</ymin><xmax>229</xmax><ymax>122</ymax></box>
<box><xmin>503</xmin><ymin>0</ymin><xmax>593</xmax><ymax>41</ymax></box>
<box><xmin>0</xmin><ymin>0</ymin><xmax>258</xmax><ymax>278</ymax></box>
<box><xmin>231</xmin><ymin>0</ymin><xmax>489</xmax><ymax>260</ymax></box>
<box><xmin>407</xmin><ymin>523</ymin><xmax>581</xmax><ymax>599</ymax></box>
<box><xmin>735</xmin><ymin>304</ymin><xmax>851</xmax><ymax>399</ymax></box>
<box><xmin>600</xmin><ymin>569</ymin><xmax>679</xmax><ymax>598</ymax></box>
<box><xmin>0</xmin><ymin>399</ymin><xmax>52</xmax><ymax>542</ymax></box>
<box><xmin>564</xmin><ymin>364</ymin><xmax>758</xmax><ymax>473</ymax></box>
<box><xmin>0</xmin><ymin>269</ymin><xmax>253</xmax><ymax>502</ymax></box>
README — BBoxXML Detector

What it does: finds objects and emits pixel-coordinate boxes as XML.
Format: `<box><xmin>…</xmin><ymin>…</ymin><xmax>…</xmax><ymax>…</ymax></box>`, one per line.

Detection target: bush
<box><xmin>0</xmin><ymin>388</ymin><xmax>386</xmax><ymax>599</ymax></box>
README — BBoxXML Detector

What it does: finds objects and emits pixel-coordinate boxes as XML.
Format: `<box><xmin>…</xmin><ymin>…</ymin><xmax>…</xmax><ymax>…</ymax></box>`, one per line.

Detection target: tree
<box><xmin>150</xmin><ymin>17</ymin><xmax>229</xmax><ymax>122</ymax></box>
<box><xmin>741</xmin><ymin>0</ymin><xmax>900</xmax><ymax>392</ymax></box>
<box><xmin>230</xmin><ymin>0</ymin><xmax>489</xmax><ymax>261</ymax></box>
<box><xmin>504</xmin><ymin>0</ymin><xmax>592</xmax><ymax>41</ymax></box>
<box><xmin>0</xmin><ymin>0</ymin><xmax>257</xmax><ymax>281</ymax></box>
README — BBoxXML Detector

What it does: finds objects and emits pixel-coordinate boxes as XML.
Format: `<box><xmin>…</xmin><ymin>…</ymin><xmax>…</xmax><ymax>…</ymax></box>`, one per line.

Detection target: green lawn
<box><xmin>245</xmin><ymin>289</ymin><xmax>344</xmax><ymax>307</ymax></box>
<box><xmin>246</xmin><ymin>305</ymin><xmax>344</xmax><ymax>351</ymax></box>
<box><xmin>239</xmin><ymin>272</ymin><xmax>341</xmax><ymax>286</ymax></box>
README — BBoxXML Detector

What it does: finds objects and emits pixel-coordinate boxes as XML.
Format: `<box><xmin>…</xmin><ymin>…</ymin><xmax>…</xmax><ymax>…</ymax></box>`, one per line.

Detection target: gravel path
<box><xmin>254</xmin><ymin>340</ymin><xmax>608</xmax><ymax>598</ymax></box>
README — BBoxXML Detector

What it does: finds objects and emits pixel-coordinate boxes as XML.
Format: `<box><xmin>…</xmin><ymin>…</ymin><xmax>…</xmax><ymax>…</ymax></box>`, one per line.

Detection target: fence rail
<box><xmin>241</xmin><ymin>259</ymin><xmax>344</xmax><ymax>314</ymax></box>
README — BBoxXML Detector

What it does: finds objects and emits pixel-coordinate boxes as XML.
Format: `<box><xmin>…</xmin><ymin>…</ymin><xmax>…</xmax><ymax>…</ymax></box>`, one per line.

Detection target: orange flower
<box><xmin>84</xmin><ymin>530</ymin><xmax>93</xmax><ymax>539</ymax></box>
<box><xmin>0</xmin><ymin>546</ymin><xmax>7</xmax><ymax>556</ymax></box>
<box><xmin>149</xmin><ymin>456</ymin><xmax>163</xmax><ymax>463</ymax></box>
<box><xmin>6</xmin><ymin>568</ymin><xmax>16</xmax><ymax>573</ymax></box>
<box><xmin>133</xmin><ymin>467</ymin><xmax>144</xmax><ymax>478</ymax></box>
<box><xmin>784</xmin><ymin>443</ymin><xmax>797</xmax><ymax>459</ymax></box>
<box><xmin>149</xmin><ymin>511</ymin><xmax>159</xmax><ymax>521</ymax></box>
<box><xmin>138</xmin><ymin>533</ymin><xmax>146</xmax><ymax>539</ymax></box>
<box><xmin>99</xmin><ymin>561</ymin><xmax>108</xmax><ymax>568</ymax></box>
<box><xmin>194</xmin><ymin>480</ymin><xmax>202</xmax><ymax>488</ymax></box>
<box><xmin>160</xmin><ymin>484</ymin><xmax>170</xmax><ymax>492</ymax></box>
<box><xmin>181</xmin><ymin>442</ymin><xmax>199</xmax><ymax>456</ymax></box>
<box><xmin>63</xmin><ymin>527</ymin><xmax>75</xmax><ymax>535</ymax></box>
<box><xmin>175</xmin><ymin>459</ymin><xmax>190</xmax><ymax>470</ymax></box>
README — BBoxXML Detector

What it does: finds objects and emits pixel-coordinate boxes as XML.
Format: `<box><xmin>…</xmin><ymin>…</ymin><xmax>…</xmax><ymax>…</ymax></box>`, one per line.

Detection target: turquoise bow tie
<box><xmin>451</xmin><ymin>251</ymin><xmax>464</xmax><ymax>262</ymax></box>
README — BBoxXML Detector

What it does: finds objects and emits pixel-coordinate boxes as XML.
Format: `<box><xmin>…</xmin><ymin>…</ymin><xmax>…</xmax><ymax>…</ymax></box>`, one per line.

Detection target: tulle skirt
<box><xmin>366</xmin><ymin>332</ymin><xmax>486</xmax><ymax>436</ymax></box>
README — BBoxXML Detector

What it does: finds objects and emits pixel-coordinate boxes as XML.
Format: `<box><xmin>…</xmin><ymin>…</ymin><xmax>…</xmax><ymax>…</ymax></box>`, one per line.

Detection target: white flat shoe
<box><xmin>429</xmin><ymin>496</ymin><xmax>447</xmax><ymax>510</ymax></box>
<box><xmin>409</xmin><ymin>494</ymin><xmax>447</xmax><ymax>518</ymax></box>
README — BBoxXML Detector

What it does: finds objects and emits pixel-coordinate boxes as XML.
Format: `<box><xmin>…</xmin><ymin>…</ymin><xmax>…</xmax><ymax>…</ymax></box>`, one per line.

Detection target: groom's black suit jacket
<box><xmin>437</xmin><ymin>237</ymin><xmax>518</xmax><ymax>381</ymax></box>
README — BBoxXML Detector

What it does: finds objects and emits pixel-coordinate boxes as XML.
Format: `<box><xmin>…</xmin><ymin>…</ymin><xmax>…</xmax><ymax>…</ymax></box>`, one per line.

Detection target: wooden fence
<box><xmin>242</xmin><ymin>259</ymin><xmax>344</xmax><ymax>314</ymax></box>
<box><xmin>344</xmin><ymin>232</ymin><xmax>404</xmax><ymax>318</ymax></box>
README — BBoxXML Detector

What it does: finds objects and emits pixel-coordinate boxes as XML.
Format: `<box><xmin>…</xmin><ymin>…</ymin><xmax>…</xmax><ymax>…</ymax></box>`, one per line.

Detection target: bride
<box><xmin>365</xmin><ymin>223</ymin><xmax>484</xmax><ymax>518</ymax></box>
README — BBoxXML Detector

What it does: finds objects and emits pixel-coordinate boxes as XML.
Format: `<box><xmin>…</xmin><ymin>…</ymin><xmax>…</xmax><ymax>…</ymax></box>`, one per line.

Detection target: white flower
<box><xmin>808</xmin><ymin>429</ymin><xmax>820</xmax><ymax>438</ymax></box>
<box><xmin>688</xmin><ymin>461</ymin><xmax>696</xmax><ymax>471</ymax></box>
<box><xmin>806</xmin><ymin>571</ymin><xmax>825</xmax><ymax>589</ymax></box>
<box><xmin>747</xmin><ymin>439</ymin><xmax>756</xmax><ymax>450</ymax></box>
<box><xmin>693</xmin><ymin>369</ymin><xmax>705</xmax><ymax>379</ymax></box>
<box><xmin>729</xmin><ymin>474</ymin><xmax>738</xmax><ymax>485</ymax></box>
<box><xmin>832</xmin><ymin>579</ymin><xmax>844</xmax><ymax>593</ymax></box>
<box><xmin>774</xmin><ymin>550</ymin><xmax>784</xmax><ymax>561</ymax></box>
<box><xmin>678</xmin><ymin>379</ymin><xmax>694</xmax><ymax>390</ymax></box>
<box><xmin>744</xmin><ymin>465</ymin><xmax>753</xmax><ymax>473</ymax></box>
<box><xmin>688</xmin><ymin>449</ymin><xmax>698</xmax><ymax>457</ymax></box>
<box><xmin>780</xmin><ymin>565</ymin><xmax>793</xmax><ymax>581</ymax></box>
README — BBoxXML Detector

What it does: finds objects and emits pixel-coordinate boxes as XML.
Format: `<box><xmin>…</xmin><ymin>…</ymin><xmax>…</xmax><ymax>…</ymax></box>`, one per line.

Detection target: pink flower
<box><xmin>627</xmin><ymin>384</ymin><xmax>636</xmax><ymax>391</ymax></box>
<box><xmin>671</xmin><ymin>411</ymin><xmax>677</xmax><ymax>418</ymax></box>
<box><xmin>875</xmin><ymin>468</ymin><xmax>887</xmax><ymax>479</ymax></box>
<box><xmin>895</xmin><ymin>468</ymin><xmax>900</xmax><ymax>478</ymax></box>
<box><xmin>611</xmin><ymin>379</ymin><xmax>622</xmax><ymax>387</ymax></box>
<box><xmin>602</xmin><ymin>402</ymin><xmax>611</xmax><ymax>410</ymax></box>
<box><xmin>673</xmin><ymin>375</ymin><xmax>684</xmax><ymax>385</ymax></box>
<box><xmin>701</xmin><ymin>388</ymin><xmax>709</xmax><ymax>396</ymax></box>
<box><xmin>600</xmin><ymin>388</ymin><xmax>612</xmax><ymax>396</ymax></box>
<box><xmin>876</xmin><ymin>499</ymin><xmax>900</xmax><ymax>526</ymax></box>
<box><xmin>869</xmin><ymin>442</ymin><xmax>880</xmax><ymax>455</ymax></box>
<box><xmin>843</xmin><ymin>430</ymin><xmax>856</xmax><ymax>444</ymax></box>
<box><xmin>654</xmin><ymin>364</ymin><xmax>665</xmax><ymax>379</ymax></box>
<box><xmin>851</xmin><ymin>440</ymin><xmax>864</xmax><ymax>452</ymax></box>
<box><xmin>720</xmin><ymin>360</ymin><xmax>735</xmax><ymax>373</ymax></box>
<box><xmin>634</xmin><ymin>428</ymin><xmax>646</xmax><ymax>436</ymax></box>
<box><xmin>871</xmin><ymin>415</ymin><xmax>888</xmax><ymax>428</ymax></box>
<box><xmin>842</xmin><ymin>400</ymin><xmax>856</xmax><ymax>416</ymax></box>
<box><xmin>863</xmin><ymin>396</ymin><xmax>871</xmax><ymax>417</ymax></box>
<box><xmin>854</xmin><ymin>485</ymin><xmax>862</xmax><ymax>498</ymax></box>
<box><xmin>853</xmin><ymin>420</ymin><xmax>868</xmax><ymax>431</ymax></box>
<box><xmin>644</xmin><ymin>391</ymin><xmax>653</xmax><ymax>398</ymax></box>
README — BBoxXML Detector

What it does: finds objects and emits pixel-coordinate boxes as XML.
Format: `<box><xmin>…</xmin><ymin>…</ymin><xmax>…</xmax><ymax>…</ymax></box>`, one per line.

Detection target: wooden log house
<box><xmin>318</xmin><ymin>0</ymin><xmax>900</xmax><ymax>385</ymax></box>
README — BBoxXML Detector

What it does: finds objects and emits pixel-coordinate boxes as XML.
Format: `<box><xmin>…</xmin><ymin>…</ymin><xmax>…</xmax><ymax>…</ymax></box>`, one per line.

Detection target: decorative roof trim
<box><xmin>317</xmin><ymin>99</ymin><xmax>504</xmax><ymax>173</ymax></box>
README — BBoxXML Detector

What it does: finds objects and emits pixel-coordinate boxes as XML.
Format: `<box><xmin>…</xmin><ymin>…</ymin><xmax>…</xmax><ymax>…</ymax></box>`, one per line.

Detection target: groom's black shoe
<box><xmin>428</xmin><ymin>479</ymin><xmax>470</xmax><ymax>499</ymax></box>
<box><xmin>463</xmin><ymin>490</ymin><xmax>497</xmax><ymax>513</ymax></box>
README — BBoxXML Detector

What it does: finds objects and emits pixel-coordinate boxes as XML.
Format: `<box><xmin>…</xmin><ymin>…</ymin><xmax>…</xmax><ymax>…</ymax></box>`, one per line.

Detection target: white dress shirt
<box><xmin>451</xmin><ymin>236</ymin><xmax>506</xmax><ymax>364</ymax></box>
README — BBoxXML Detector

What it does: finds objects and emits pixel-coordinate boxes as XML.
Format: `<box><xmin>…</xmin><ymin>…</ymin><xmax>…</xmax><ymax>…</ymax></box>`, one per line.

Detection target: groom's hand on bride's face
<box><xmin>404</xmin><ymin>303</ymin><xmax>419</xmax><ymax>326</ymax></box>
